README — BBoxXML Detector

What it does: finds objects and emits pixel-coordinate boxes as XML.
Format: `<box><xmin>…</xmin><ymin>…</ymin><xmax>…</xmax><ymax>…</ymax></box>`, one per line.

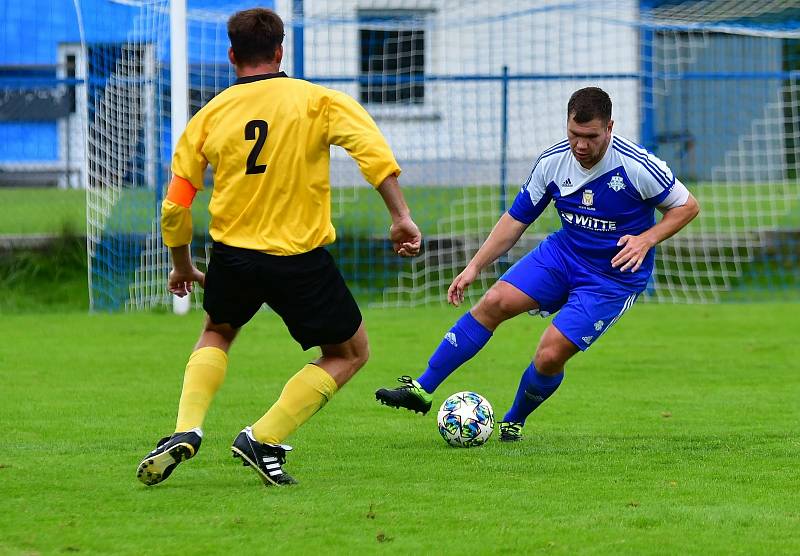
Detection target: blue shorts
<box><xmin>500</xmin><ymin>236</ymin><xmax>643</xmax><ymax>351</ymax></box>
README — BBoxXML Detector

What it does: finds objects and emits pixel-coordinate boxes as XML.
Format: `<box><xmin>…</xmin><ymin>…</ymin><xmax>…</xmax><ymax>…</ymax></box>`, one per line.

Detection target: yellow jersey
<box><xmin>161</xmin><ymin>72</ymin><xmax>401</xmax><ymax>254</ymax></box>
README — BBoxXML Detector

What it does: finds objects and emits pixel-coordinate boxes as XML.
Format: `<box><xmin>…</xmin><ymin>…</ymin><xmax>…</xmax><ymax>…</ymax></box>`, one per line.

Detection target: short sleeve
<box><xmin>327</xmin><ymin>91</ymin><xmax>401</xmax><ymax>187</ymax></box>
<box><xmin>171</xmin><ymin>114</ymin><xmax>209</xmax><ymax>190</ymax></box>
<box><xmin>656</xmin><ymin>178</ymin><xmax>690</xmax><ymax>210</ymax></box>
<box><xmin>508</xmin><ymin>158</ymin><xmax>552</xmax><ymax>224</ymax></box>
<box><xmin>632</xmin><ymin>150</ymin><xmax>683</xmax><ymax>207</ymax></box>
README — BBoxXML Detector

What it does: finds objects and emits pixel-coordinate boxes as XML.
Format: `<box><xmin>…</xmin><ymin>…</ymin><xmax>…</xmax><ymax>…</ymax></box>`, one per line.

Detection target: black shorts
<box><xmin>203</xmin><ymin>242</ymin><xmax>362</xmax><ymax>350</ymax></box>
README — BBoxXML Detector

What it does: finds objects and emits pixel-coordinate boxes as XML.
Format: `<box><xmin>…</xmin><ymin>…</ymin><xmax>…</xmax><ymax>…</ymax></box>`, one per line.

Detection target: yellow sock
<box><xmin>174</xmin><ymin>347</ymin><xmax>228</xmax><ymax>432</ymax></box>
<box><xmin>251</xmin><ymin>364</ymin><xmax>338</xmax><ymax>444</ymax></box>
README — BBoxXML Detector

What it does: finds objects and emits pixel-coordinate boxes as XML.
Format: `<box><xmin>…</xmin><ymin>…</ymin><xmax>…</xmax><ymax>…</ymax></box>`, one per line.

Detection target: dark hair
<box><xmin>227</xmin><ymin>8</ymin><xmax>285</xmax><ymax>66</ymax></box>
<box><xmin>567</xmin><ymin>87</ymin><xmax>612</xmax><ymax>124</ymax></box>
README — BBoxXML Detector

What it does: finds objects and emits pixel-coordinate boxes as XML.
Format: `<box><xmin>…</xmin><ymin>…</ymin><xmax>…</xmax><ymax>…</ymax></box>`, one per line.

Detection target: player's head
<box><xmin>227</xmin><ymin>8</ymin><xmax>284</xmax><ymax>70</ymax></box>
<box><xmin>566</xmin><ymin>87</ymin><xmax>613</xmax><ymax>169</ymax></box>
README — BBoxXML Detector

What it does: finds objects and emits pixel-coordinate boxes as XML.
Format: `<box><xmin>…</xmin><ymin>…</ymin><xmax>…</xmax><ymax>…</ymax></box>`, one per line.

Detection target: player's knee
<box><xmin>478</xmin><ymin>287</ymin><xmax>514</xmax><ymax>321</ymax></box>
<box><xmin>198</xmin><ymin>319</ymin><xmax>238</xmax><ymax>348</ymax></box>
<box><xmin>351</xmin><ymin>343</ymin><xmax>369</xmax><ymax>370</ymax></box>
<box><xmin>340</xmin><ymin>337</ymin><xmax>369</xmax><ymax>372</ymax></box>
<box><xmin>534</xmin><ymin>348</ymin><xmax>565</xmax><ymax>375</ymax></box>
<box><xmin>345</xmin><ymin>323</ymin><xmax>369</xmax><ymax>371</ymax></box>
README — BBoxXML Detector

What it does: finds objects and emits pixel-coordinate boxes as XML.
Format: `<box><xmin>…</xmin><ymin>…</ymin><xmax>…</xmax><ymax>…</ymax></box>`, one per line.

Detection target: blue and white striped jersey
<box><xmin>509</xmin><ymin>134</ymin><xmax>689</xmax><ymax>287</ymax></box>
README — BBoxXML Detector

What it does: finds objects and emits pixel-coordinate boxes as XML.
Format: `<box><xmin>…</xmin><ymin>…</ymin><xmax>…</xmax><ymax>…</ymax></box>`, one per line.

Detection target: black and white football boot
<box><xmin>231</xmin><ymin>427</ymin><xmax>298</xmax><ymax>486</ymax></box>
<box><xmin>136</xmin><ymin>428</ymin><xmax>202</xmax><ymax>486</ymax></box>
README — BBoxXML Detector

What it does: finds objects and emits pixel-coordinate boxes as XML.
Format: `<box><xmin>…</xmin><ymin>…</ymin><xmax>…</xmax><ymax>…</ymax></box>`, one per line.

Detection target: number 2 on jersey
<box><xmin>245</xmin><ymin>119</ymin><xmax>268</xmax><ymax>174</ymax></box>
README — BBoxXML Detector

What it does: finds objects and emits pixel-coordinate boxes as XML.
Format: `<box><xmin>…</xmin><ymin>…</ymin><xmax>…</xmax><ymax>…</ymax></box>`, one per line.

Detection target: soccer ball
<box><xmin>437</xmin><ymin>391</ymin><xmax>494</xmax><ymax>447</ymax></box>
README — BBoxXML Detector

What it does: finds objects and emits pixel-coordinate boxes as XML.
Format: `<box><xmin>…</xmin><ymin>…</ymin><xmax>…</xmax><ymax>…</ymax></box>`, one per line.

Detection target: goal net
<box><xmin>78</xmin><ymin>0</ymin><xmax>800</xmax><ymax>310</ymax></box>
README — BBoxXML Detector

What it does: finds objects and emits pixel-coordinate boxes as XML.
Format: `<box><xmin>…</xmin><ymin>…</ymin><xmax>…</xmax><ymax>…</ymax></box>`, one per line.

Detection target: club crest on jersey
<box><xmin>582</xmin><ymin>190</ymin><xmax>594</xmax><ymax>206</ymax></box>
<box><xmin>608</xmin><ymin>175</ymin><xmax>626</xmax><ymax>192</ymax></box>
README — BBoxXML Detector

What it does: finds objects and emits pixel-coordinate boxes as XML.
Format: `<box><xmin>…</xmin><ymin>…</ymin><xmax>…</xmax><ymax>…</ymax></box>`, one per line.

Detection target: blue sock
<box><xmin>503</xmin><ymin>363</ymin><xmax>564</xmax><ymax>424</ymax></box>
<box><xmin>416</xmin><ymin>312</ymin><xmax>492</xmax><ymax>394</ymax></box>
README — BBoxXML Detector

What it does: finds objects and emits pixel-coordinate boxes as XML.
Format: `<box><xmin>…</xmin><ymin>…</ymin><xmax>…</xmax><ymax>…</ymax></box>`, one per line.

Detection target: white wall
<box><xmin>277</xmin><ymin>0</ymin><xmax>641</xmax><ymax>185</ymax></box>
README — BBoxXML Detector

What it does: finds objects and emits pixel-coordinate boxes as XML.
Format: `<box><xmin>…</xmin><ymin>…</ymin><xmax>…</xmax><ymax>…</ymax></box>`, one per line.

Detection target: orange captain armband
<box><xmin>165</xmin><ymin>175</ymin><xmax>198</xmax><ymax>208</ymax></box>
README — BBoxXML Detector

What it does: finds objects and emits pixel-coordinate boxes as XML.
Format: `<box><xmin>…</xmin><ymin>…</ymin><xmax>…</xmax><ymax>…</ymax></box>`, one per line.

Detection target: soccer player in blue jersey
<box><xmin>376</xmin><ymin>87</ymin><xmax>700</xmax><ymax>441</ymax></box>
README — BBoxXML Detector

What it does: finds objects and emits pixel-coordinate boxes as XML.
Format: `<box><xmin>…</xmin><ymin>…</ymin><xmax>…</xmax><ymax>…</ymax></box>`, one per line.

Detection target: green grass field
<box><xmin>2</xmin><ymin>304</ymin><xmax>799</xmax><ymax>554</ymax></box>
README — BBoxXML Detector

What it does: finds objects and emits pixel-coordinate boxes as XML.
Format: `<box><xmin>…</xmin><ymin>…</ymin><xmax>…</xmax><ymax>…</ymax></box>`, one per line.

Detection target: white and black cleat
<box><xmin>231</xmin><ymin>427</ymin><xmax>297</xmax><ymax>486</ymax></box>
<box><xmin>136</xmin><ymin>428</ymin><xmax>202</xmax><ymax>486</ymax></box>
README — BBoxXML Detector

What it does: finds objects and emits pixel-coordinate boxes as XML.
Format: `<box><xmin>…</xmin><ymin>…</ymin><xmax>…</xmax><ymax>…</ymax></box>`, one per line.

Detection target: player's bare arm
<box><xmin>377</xmin><ymin>174</ymin><xmax>422</xmax><ymax>258</ymax></box>
<box><xmin>448</xmin><ymin>213</ymin><xmax>529</xmax><ymax>306</ymax></box>
<box><xmin>167</xmin><ymin>244</ymin><xmax>205</xmax><ymax>297</ymax></box>
<box><xmin>612</xmin><ymin>193</ymin><xmax>700</xmax><ymax>272</ymax></box>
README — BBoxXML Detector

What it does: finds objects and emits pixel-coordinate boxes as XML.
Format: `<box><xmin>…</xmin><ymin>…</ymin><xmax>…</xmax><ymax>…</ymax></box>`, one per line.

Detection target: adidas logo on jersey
<box><xmin>444</xmin><ymin>332</ymin><xmax>458</xmax><ymax>348</ymax></box>
<box><xmin>561</xmin><ymin>178</ymin><xmax>572</xmax><ymax>188</ymax></box>
<box><xmin>582</xmin><ymin>335</ymin><xmax>594</xmax><ymax>344</ymax></box>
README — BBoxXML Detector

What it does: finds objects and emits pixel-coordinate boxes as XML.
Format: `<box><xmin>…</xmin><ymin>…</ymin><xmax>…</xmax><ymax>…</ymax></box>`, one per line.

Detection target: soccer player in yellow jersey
<box><xmin>136</xmin><ymin>7</ymin><xmax>421</xmax><ymax>487</ymax></box>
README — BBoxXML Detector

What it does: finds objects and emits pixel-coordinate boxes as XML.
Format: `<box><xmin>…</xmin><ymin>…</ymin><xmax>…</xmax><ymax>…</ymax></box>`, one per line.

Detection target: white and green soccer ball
<box><xmin>437</xmin><ymin>391</ymin><xmax>494</xmax><ymax>447</ymax></box>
